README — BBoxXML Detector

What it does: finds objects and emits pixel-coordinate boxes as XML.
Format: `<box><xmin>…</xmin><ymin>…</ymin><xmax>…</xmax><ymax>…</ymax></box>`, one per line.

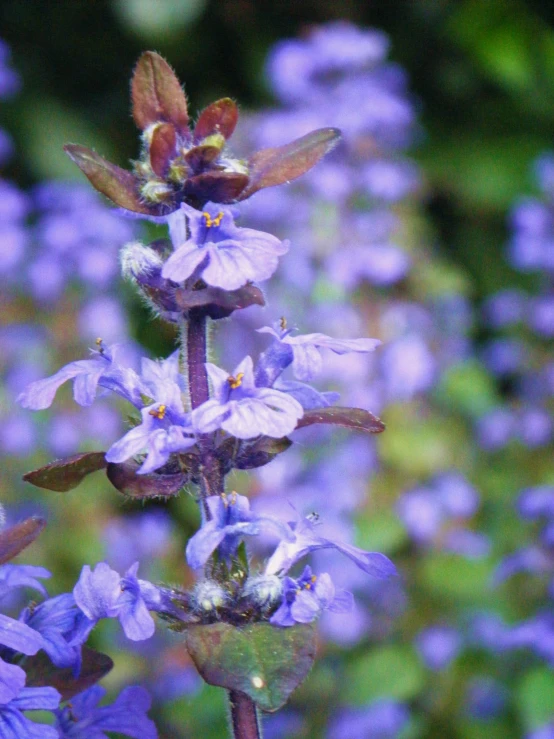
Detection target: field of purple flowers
<box><xmin>0</xmin><ymin>3</ymin><xmax>553</xmax><ymax>738</ymax></box>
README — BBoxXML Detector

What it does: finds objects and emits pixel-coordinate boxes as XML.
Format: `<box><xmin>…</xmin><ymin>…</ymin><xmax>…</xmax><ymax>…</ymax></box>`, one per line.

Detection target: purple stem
<box><xmin>229</xmin><ymin>691</ymin><xmax>262</xmax><ymax>739</ymax></box>
<box><xmin>185</xmin><ymin>310</ymin><xmax>259</xmax><ymax>738</ymax></box>
<box><xmin>187</xmin><ymin>309</ymin><xmax>210</xmax><ymax>409</ymax></box>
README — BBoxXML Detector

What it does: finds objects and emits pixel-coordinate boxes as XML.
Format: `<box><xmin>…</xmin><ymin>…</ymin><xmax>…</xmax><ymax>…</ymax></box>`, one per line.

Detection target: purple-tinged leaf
<box><xmin>240</xmin><ymin>127</ymin><xmax>341</xmax><ymax>199</ymax></box>
<box><xmin>183</xmin><ymin>144</ymin><xmax>223</xmax><ymax>171</ymax></box>
<box><xmin>235</xmin><ymin>436</ymin><xmax>292</xmax><ymax>470</ymax></box>
<box><xmin>183</xmin><ymin>171</ymin><xmax>249</xmax><ymax>204</ymax></box>
<box><xmin>149</xmin><ymin>122</ymin><xmax>177</xmax><ymax>177</ymax></box>
<box><xmin>0</xmin><ymin>518</ymin><xmax>46</xmax><ymax>565</ymax></box>
<box><xmin>64</xmin><ymin>145</ymin><xmax>150</xmax><ymax>214</ymax></box>
<box><xmin>25</xmin><ymin>647</ymin><xmax>113</xmax><ymax>701</ymax></box>
<box><xmin>186</xmin><ymin>622</ymin><xmax>316</xmax><ymax>712</ymax></box>
<box><xmin>295</xmin><ymin>406</ymin><xmax>385</xmax><ymax>434</ymax></box>
<box><xmin>23</xmin><ymin>452</ymin><xmax>107</xmax><ymax>493</ymax></box>
<box><xmin>106</xmin><ymin>461</ymin><xmax>186</xmax><ymax>499</ymax></box>
<box><xmin>131</xmin><ymin>51</ymin><xmax>189</xmax><ymax>133</ymax></box>
<box><xmin>174</xmin><ymin>283</ymin><xmax>265</xmax><ymax>318</ymax></box>
<box><xmin>194</xmin><ymin>98</ymin><xmax>239</xmax><ymax>141</ymax></box>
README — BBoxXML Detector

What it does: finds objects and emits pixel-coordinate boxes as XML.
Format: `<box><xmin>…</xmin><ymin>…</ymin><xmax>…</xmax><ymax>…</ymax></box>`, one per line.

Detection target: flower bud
<box><xmin>193</xmin><ymin>580</ymin><xmax>228</xmax><ymax>613</ymax></box>
<box><xmin>243</xmin><ymin>574</ymin><xmax>283</xmax><ymax>610</ymax></box>
<box><xmin>121</xmin><ymin>241</ymin><xmax>163</xmax><ymax>282</ymax></box>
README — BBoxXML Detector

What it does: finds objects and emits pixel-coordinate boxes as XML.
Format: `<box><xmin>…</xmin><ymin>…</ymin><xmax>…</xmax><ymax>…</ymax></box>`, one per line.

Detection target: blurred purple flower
<box><xmin>415</xmin><ymin>625</ymin><xmax>462</xmax><ymax>671</ymax></box>
<box><xmin>55</xmin><ymin>685</ymin><xmax>157</xmax><ymax>739</ymax></box>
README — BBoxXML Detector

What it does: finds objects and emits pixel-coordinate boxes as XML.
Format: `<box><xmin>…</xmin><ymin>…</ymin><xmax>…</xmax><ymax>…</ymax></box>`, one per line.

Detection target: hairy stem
<box><xmin>186</xmin><ymin>309</ymin><xmax>211</xmax><ymax>409</ymax></box>
<box><xmin>229</xmin><ymin>691</ymin><xmax>263</xmax><ymax>739</ymax></box>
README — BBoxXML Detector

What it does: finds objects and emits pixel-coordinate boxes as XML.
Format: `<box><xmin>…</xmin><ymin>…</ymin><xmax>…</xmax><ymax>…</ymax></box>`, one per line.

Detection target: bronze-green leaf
<box><xmin>106</xmin><ymin>461</ymin><xmax>186</xmax><ymax>499</ymax></box>
<box><xmin>174</xmin><ymin>283</ymin><xmax>265</xmax><ymax>317</ymax></box>
<box><xmin>186</xmin><ymin>622</ymin><xmax>316</xmax><ymax>712</ymax></box>
<box><xmin>131</xmin><ymin>51</ymin><xmax>189</xmax><ymax>133</ymax></box>
<box><xmin>0</xmin><ymin>517</ymin><xmax>46</xmax><ymax>564</ymax></box>
<box><xmin>64</xmin><ymin>145</ymin><xmax>150</xmax><ymax>213</ymax></box>
<box><xmin>194</xmin><ymin>98</ymin><xmax>239</xmax><ymax>141</ymax></box>
<box><xmin>23</xmin><ymin>452</ymin><xmax>107</xmax><ymax>492</ymax></box>
<box><xmin>234</xmin><ymin>436</ymin><xmax>292</xmax><ymax>470</ymax></box>
<box><xmin>295</xmin><ymin>406</ymin><xmax>386</xmax><ymax>434</ymax></box>
<box><xmin>183</xmin><ymin>171</ymin><xmax>249</xmax><ymax>204</ymax></box>
<box><xmin>241</xmin><ymin>128</ymin><xmax>341</xmax><ymax>199</ymax></box>
<box><xmin>25</xmin><ymin>647</ymin><xmax>113</xmax><ymax>701</ymax></box>
<box><xmin>149</xmin><ymin>122</ymin><xmax>177</xmax><ymax>177</ymax></box>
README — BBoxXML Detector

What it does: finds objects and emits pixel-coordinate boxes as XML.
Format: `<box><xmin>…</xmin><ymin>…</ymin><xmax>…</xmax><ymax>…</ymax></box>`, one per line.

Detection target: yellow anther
<box><xmin>230</xmin><ymin>491</ymin><xmax>238</xmax><ymax>505</ymax></box>
<box><xmin>202</xmin><ymin>211</ymin><xmax>224</xmax><ymax>228</ymax></box>
<box><xmin>279</xmin><ymin>316</ymin><xmax>287</xmax><ymax>331</ymax></box>
<box><xmin>227</xmin><ymin>372</ymin><xmax>244</xmax><ymax>390</ymax></box>
<box><xmin>149</xmin><ymin>404</ymin><xmax>167</xmax><ymax>420</ymax></box>
<box><xmin>95</xmin><ymin>337</ymin><xmax>105</xmax><ymax>354</ymax></box>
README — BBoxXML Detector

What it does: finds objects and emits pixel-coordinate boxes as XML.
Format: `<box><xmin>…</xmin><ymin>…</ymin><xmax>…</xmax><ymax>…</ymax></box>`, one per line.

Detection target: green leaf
<box><xmin>23</xmin><ymin>452</ymin><xmax>107</xmax><ymax>492</ymax></box>
<box><xmin>435</xmin><ymin>360</ymin><xmax>498</xmax><ymax>417</ymax></box>
<box><xmin>515</xmin><ymin>667</ymin><xmax>554</xmax><ymax>730</ymax></box>
<box><xmin>421</xmin><ymin>553</ymin><xmax>493</xmax><ymax>603</ymax></box>
<box><xmin>295</xmin><ymin>407</ymin><xmax>385</xmax><ymax>434</ymax></box>
<box><xmin>186</xmin><ymin>622</ymin><xmax>316</xmax><ymax>712</ymax></box>
<box><xmin>342</xmin><ymin>645</ymin><xmax>426</xmax><ymax>705</ymax></box>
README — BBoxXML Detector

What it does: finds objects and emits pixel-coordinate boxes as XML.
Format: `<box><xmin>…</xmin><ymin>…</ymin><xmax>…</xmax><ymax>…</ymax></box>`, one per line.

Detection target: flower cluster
<box><xmin>13</xmin><ymin>39</ymin><xmax>400</xmax><ymax>738</ymax></box>
<box><xmin>0</xmin><ymin>513</ymin><xmax>158</xmax><ymax>737</ymax></box>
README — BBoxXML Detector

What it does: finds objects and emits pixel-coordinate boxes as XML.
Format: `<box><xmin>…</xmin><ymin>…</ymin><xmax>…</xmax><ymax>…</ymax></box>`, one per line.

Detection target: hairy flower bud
<box><xmin>121</xmin><ymin>241</ymin><xmax>163</xmax><ymax>281</ymax></box>
<box><xmin>120</xmin><ymin>240</ymin><xmax>179</xmax><ymax>315</ymax></box>
<box><xmin>243</xmin><ymin>574</ymin><xmax>283</xmax><ymax>611</ymax></box>
<box><xmin>193</xmin><ymin>580</ymin><xmax>228</xmax><ymax>613</ymax></box>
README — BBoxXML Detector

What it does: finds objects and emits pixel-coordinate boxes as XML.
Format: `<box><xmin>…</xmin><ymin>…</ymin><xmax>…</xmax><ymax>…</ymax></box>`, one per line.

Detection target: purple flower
<box><xmin>517</xmin><ymin>486</ymin><xmax>554</xmax><ymax>519</ymax></box>
<box><xmin>465</xmin><ymin>677</ymin><xmax>507</xmax><ymax>720</ymax></box>
<box><xmin>104</xmin><ymin>511</ymin><xmax>173</xmax><ymax>572</ymax></box>
<box><xmin>270</xmin><ymin>566</ymin><xmax>351</xmax><ymax>627</ymax></box>
<box><xmin>161</xmin><ymin>202</ymin><xmax>289</xmax><ymax>290</ymax></box>
<box><xmin>17</xmin><ymin>342</ymin><xmax>143</xmax><ymax>410</ymax></box>
<box><xmin>328</xmin><ymin>699</ymin><xmax>410</xmax><ymax>739</ymax></box>
<box><xmin>256</xmin><ymin>321</ymin><xmax>380</xmax><ymax>384</ymax></box>
<box><xmin>186</xmin><ymin>493</ymin><xmax>293</xmax><ymax>570</ymax></box>
<box><xmin>192</xmin><ymin>356</ymin><xmax>304</xmax><ymax>439</ymax></box>
<box><xmin>105</xmin><ymin>397</ymin><xmax>195</xmax><ymax>475</ymax></box>
<box><xmin>0</xmin><ymin>686</ymin><xmax>60</xmax><ymax>739</ymax></box>
<box><xmin>527</xmin><ymin>723</ymin><xmax>554</xmax><ymax>739</ymax></box>
<box><xmin>54</xmin><ymin>685</ymin><xmax>157</xmax><ymax>739</ymax></box>
<box><xmin>0</xmin><ymin>614</ymin><xmax>45</xmax><ymax>703</ymax></box>
<box><xmin>0</xmin><ymin>564</ymin><xmax>50</xmax><ymax>601</ymax></box>
<box><xmin>264</xmin><ymin>512</ymin><xmax>396</xmax><ymax>578</ymax></box>
<box><xmin>19</xmin><ymin>593</ymin><xmax>87</xmax><ymax>674</ymax></box>
<box><xmin>73</xmin><ymin>562</ymin><xmax>162</xmax><ymax>642</ymax></box>
<box><xmin>415</xmin><ymin>625</ymin><xmax>462</xmax><ymax>671</ymax></box>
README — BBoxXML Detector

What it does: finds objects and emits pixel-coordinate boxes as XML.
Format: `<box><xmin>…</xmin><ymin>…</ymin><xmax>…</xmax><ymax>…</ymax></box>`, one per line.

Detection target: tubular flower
<box><xmin>192</xmin><ymin>356</ymin><xmax>304</xmax><ymax>439</ymax></box>
<box><xmin>162</xmin><ymin>201</ymin><xmax>289</xmax><ymax>290</ymax></box>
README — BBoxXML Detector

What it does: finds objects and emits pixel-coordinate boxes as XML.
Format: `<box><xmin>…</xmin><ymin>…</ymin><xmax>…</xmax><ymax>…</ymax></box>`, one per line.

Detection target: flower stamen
<box><xmin>149</xmin><ymin>404</ymin><xmax>167</xmax><ymax>420</ymax></box>
<box><xmin>202</xmin><ymin>211</ymin><xmax>224</xmax><ymax>228</ymax></box>
<box><xmin>227</xmin><ymin>372</ymin><xmax>244</xmax><ymax>390</ymax></box>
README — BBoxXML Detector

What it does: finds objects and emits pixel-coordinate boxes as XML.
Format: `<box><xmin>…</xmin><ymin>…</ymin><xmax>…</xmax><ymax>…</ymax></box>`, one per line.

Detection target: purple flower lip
<box><xmin>161</xmin><ymin>201</ymin><xmax>289</xmax><ymax>291</ymax></box>
<box><xmin>192</xmin><ymin>356</ymin><xmax>304</xmax><ymax>439</ymax></box>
